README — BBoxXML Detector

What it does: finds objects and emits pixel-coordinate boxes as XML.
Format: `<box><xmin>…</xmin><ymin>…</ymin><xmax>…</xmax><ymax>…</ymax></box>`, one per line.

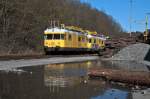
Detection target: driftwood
<box><xmin>88</xmin><ymin>67</ymin><xmax>150</xmax><ymax>86</ymax></box>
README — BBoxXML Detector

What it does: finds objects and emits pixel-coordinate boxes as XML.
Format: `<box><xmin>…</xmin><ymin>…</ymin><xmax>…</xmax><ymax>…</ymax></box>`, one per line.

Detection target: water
<box><xmin>0</xmin><ymin>60</ymin><xmax>134</xmax><ymax>99</ymax></box>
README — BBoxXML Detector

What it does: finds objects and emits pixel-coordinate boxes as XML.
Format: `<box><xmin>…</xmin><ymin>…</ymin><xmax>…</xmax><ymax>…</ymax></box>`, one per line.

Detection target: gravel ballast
<box><xmin>111</xmin><ymin>43</ymin><xmax>150</xmax><ymax>61</ymax></box>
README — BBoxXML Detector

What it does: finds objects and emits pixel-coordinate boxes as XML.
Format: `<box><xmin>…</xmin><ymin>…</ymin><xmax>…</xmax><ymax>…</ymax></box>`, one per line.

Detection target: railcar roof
<box><xmin>87</xmin><ymin>34</ymin><xmax>106</xmax><ymax>41</ymax></box>
<box><xmin>44</xmin><ymin>27</ymin><xmax>87</xmax><ymax>35</ymax></box>
<box><xmin>44</xmin><ymin>27</ymin><xmax>69</xmax><ymax>33</ymax></box>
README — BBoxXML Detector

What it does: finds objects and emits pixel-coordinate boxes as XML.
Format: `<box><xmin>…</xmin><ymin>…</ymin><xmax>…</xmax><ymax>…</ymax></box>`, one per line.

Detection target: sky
<box><xmin>80</xmin><ymin>0</ymin><xmax>150</xmax><ymax>32</ymax></box>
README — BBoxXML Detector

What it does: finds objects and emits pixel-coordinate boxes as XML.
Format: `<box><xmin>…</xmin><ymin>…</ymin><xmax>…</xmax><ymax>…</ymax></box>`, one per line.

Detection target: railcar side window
<box><xmin>60</xmin><ymin>34</ymin><xmax>64</xmax><ymax>40</ymax></box>
<box><xmin>82</xmin><ymin>37</ymin><xmax>86</xmax><ymax>42</ymax></box>
<box><xmin>99</xmin><ymin>40</ymin><xmax>101</xmax><ymax>44</ymax></box>
<box><xmin>82</xmin><ymin>37</ymin><xmax>84</xmax><ymax>42</ymax></box>
<box><xmin>94</xmin><ymin>39</ymin><xmax>96</xmax><ymax>43</ymax></box>
<box><xmin>68</xmin><ymin>34</ymin><xmax>72</xmax><ymax>40</ymax></box>
<box><xmin>89</xmin><ymin>39</ymin><xmax>92</xmax><ymax>43</ymax></box>
<box><xmin>86</xmin><ymin>37</ymin><xmax>88</xmax><ymax>41</ymax></box>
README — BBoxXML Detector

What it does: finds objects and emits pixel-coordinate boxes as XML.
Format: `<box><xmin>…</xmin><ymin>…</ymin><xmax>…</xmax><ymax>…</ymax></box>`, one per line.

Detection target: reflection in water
<box><xmin>43</xmin><ymin>62</ymin><xmax>107</xmax><ymax>99</ymax></box>
<box><xmin>44</xmin><ymin>62</ymin><xmax>90</xmax><ymax>87</ymax></box>
<box><xmin>0</xmin><ymin>60</ymin><xmax>130</xmax><ymax>99</ymax></box>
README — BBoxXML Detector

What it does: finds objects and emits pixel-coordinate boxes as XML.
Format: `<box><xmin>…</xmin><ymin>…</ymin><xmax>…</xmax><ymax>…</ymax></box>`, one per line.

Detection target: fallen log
<box><xmin>88</xmin><ymin>67</ymin><xmax>150</xmax><ymax>86</ymax></box>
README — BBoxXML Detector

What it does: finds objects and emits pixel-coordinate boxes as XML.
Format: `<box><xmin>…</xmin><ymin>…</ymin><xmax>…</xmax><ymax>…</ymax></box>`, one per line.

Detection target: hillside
<box><xmin>0</xmin><ymin>0</ymin><xmax>123</xmax><ymax>54</ymax></box>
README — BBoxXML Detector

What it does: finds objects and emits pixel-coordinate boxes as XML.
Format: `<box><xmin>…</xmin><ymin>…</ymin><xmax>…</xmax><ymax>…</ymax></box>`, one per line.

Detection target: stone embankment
<box><xmin>111</xmin><ymin>43</ymin><xmax>150</xmax><ymax>61</ymax></box>
<box><xmin>110</xmin><ymin>43</ymin><xmax>150</xmax><ymax>66</ymax></box>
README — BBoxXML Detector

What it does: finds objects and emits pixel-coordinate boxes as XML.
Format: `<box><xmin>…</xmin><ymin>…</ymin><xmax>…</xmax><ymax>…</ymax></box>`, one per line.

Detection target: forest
<box><xmin>0</xmin><ymin>0</ymin><xmax>124</xmax><ymax>54</ymax></box>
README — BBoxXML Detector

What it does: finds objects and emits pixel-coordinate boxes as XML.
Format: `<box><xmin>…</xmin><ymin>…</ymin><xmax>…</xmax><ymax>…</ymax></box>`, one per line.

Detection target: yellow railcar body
<box><xmin>44</xmin><ymin>31</ymin><xmax>65</xmax><ymax>48</ymax></box>
<box><xmin>72</xmin><ymin>33</ymin><xmax>78</xmax><ymax>48</ymax></box>
<box><xmin>78</xmin><ymin>35</ymin><xmax>87</xmax><ymax>48</ymax></box>
<box><xmin>65</xmin><ymin>32</ymin><xmax>78</xmax><ymax>48</ymax></box>
<box><xmin>87</xmin><ymin>36</ymin><xmax>92</xmax><ymax>49</ymax></box>
<box><xmin>87</xmin><ymin>35</ymin><xmax>96</xmax><ymax>50</ymax></box>
<box><xmin>100</xmin><ymin>40</ymin><xmax>105</xmax><ymax>49</ymax></box>
<box><xmin>98</xmin><ymin>37</ymin><xmax>105</xmax><ymax>49</ymax></box>
<box><xmin>44</xmin><ymin>40</ymin><xmax>65</xmax><ymax>48</ymax></box>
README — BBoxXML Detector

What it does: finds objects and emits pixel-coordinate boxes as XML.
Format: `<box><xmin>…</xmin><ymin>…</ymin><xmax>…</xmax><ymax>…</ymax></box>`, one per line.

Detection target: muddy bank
<box><xmin>88</xmin><ymin>67</ymin><xmax>150</xmax><ymax>86</ymax></box>
<box><xmin>0</xmin><ymin>54</ymin><xmax>44</xmax><ymax>60</ymax></box>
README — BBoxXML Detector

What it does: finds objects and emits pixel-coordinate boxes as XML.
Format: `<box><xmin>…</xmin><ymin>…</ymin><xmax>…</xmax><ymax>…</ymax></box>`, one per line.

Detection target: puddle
<box><xmin>0</xmin><ymin>60</ymin><xmax>149</xmax><ymax>99</ymax></box>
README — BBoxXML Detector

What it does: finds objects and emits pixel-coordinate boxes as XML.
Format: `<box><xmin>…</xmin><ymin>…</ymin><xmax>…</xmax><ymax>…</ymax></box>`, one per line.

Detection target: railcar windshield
<box><xmin>44</xmin><ymin>34</ymin><xmax>64</xmax><ymax>40</ymax></box>
<box><xmin>53</xmin><ymin>34</ymin><xmax>60</xmax><ymax>39</ymax></box>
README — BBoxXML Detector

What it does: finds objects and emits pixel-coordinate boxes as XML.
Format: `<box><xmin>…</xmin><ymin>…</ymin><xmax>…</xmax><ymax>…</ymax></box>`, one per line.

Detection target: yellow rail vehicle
<box><xmin>44</xmin><ymin>27</ymin><xmax>106</xmax><ymax>54</ymax></box>
<box><xmin>87</xmin><ymin>35</ymin><xmax>105</xmax><ymax>53</ymax></box>
<box><xmin>44</xmin><ymin>27</ymin><xmax>87</xmax><ymax>54</ymax></box>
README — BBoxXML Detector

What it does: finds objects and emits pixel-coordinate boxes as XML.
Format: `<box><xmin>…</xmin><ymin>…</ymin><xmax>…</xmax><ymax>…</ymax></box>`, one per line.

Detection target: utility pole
<box><xmin>129</xmin><ymin>0</ymin><xmax>133</xmax><ymax>37</ymax></box>
<box><xmin>133</xmin><ymin>13</ymin><xmax>150</xmax><ymax>42</ymax></box>
<box><xmin>145</xmin><ymin>16</ymin><xmax>148</xmax><ymax>41</ymax></box>
<box><xmin>144</xmin><ymin>13</ymin><xmax>150</xmax><ymax>42</ymax></box>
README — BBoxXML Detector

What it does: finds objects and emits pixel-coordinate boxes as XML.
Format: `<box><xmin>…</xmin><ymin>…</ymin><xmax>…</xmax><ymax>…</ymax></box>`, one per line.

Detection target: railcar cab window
<box><xmin>44</xmin><ymin>34</ymin><xmax>52</xmax><ymax>39</ymax></box>
<box><xmin>45</xmin><ymin>34</ymin><xmax>64</xmax><ymax>40</ymax></box>
<box><xmin>44</xmin><ymin>35</ymin><xmax>47</xmax><ymax>40</ymax></box>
